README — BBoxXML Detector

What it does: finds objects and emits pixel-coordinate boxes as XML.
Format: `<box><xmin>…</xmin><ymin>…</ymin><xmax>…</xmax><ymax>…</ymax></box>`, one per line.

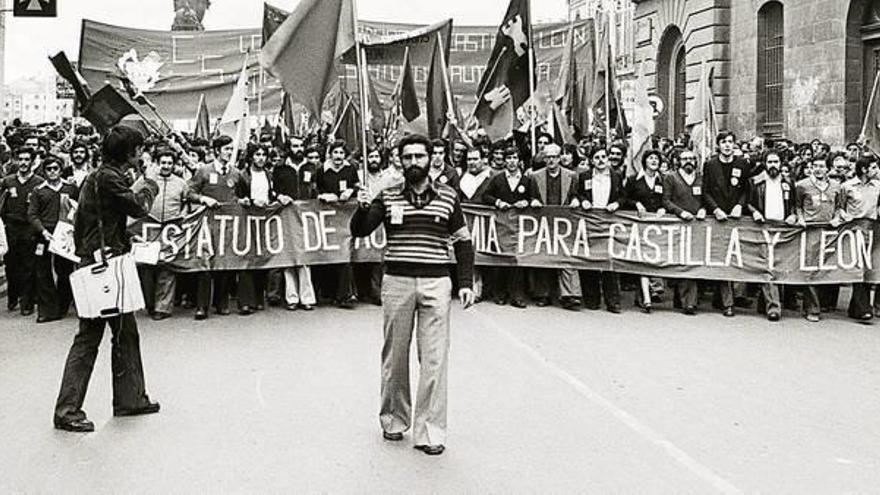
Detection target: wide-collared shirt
<box><xmin>796</xmin><ymin>177</ymin><xmax>839</xmax><ymax>222</ymax></box>
<box><xmin>250</xmin><ymin>169</ymin><xmax>271</xmax><ymax>204</ymax></box>
<box><xmin>764</xmin><ymin>176</ymin><xmax>785</xmax><ymax>221</ymax></box>
<box><xmin>459</xmin><ymin>168</ymin><xmax>491</xmax><ymax>200</ymax></box>
<box><xmin>592</xmin><ymin>169</ymin><xmax>612</xmax><ymax>207</ymax></box>
<box><xmin>679</xmin><ymin>169</ymin><xmax>696</xmax><ymax>186</ymax></box>
<box><xmin>841</xmin><ymin>177</ymin><xmax>880</xmax><ymax>219</ymax></box>
<box><xmin>505</xmin><ymin>171</ymin><xmax>522</xmax><ymax>192</ymax></box>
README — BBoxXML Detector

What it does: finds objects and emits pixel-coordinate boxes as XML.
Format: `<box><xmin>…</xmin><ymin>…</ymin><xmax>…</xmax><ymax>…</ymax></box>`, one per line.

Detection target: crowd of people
<box><xmin>0</xmin><ymin>117</ymin><xmax>878</xmax><ymax>326</ymax></box>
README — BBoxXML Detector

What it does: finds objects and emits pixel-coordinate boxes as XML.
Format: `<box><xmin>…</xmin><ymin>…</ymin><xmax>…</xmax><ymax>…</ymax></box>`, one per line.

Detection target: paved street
<box><xmin>2</xmin><ymin>296</ymin><xmax>880</xmax><ymax>494</ymax></box>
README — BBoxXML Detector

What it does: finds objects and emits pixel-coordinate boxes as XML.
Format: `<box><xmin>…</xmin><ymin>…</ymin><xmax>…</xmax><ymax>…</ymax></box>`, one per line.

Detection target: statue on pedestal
<box><xmin>172</xmin><ymin>0</ymin><xmax>211</xmax><ymax>31</ymax></box>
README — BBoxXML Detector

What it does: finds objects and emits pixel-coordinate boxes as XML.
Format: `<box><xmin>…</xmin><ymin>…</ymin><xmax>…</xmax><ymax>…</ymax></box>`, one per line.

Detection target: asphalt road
<box><xmin>1</xmin><ymin>296</ymin><xmax>879</xmax><ymax>494</ymax></box>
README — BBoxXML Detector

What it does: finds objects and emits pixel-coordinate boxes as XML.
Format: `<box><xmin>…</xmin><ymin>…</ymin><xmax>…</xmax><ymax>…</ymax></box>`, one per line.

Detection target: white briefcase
<box><xmin>69</xmin><ymin>253</ymin><xmax>145</xmax><ymax>318</ymax></box>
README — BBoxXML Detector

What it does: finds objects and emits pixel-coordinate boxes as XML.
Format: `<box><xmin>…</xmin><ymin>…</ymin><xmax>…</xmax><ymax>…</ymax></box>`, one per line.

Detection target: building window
<box><xmin>757</xmin><ymin>1</ymin><xmax>784</xmax><ymax>136</ymax></box>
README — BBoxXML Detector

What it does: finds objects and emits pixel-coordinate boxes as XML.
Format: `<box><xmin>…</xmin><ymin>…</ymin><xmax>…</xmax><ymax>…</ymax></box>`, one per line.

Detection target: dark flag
<box><xmin>82</xmin><ymin>85</ymin><xmax>138</xmax><ymax>134</ymax></box>
<box><xmin>474</xmin><ymin>0</ymin><xmax>534</xmax><ymax>141</ymax></box>
<box><xmin>262</xmin><ymin>2</ymin><xmax>289</xmax><ymax>46</ymax></box>
<box><xmin>426</xmin><ymin>34</ymin><xmax>448</xmax><ymax>139</ymax></box>
<box><xmin>49</xmin><ymin>51</ymin><xmax>92</xmax><ymax>111</ymax></box>
<box><xmin>194</xmin><ymin>93</ymin><xmax>211</xmax><ymax>141</ymax></box>
<box><xmin>861</xmin><ymin>69</ymin><xmax>880</xmax><ymax>153</ymax></box>
<box><xmin>398</xmin><ymin>48</ymin><xmax>420</xmax><ymax>122</ymax></box>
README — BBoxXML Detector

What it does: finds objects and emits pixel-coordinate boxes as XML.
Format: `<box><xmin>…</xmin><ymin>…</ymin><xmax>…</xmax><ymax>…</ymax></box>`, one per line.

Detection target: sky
<box><xmin>3</xmin><ymin>0</ymin><xmax>568</xmax><ymax>82</ymax></box>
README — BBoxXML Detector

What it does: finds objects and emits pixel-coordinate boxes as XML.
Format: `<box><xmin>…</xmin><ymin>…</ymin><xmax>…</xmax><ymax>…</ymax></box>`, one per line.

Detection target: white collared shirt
<box><xmin>592</xmin><ymin>170</ymin><xmax>611</xmax><ymax>208</ymax></box>
<box><xmin>506</xmin><ymin>171</ymin><xmax>522</xmax><ymax>192</ymax></box>
<box><xmin>764</xmin><ymin>176</ymin><xmax>785</xmax><ymax>222</ymax></box>
<box><xmin>213</xmin><ymin>160</ymin><xmax>229</xmax><ymax>175</ymax></box>
<box><xmin>460</xmin><ymin>168</ymin><xmax>491</xmax><ymax>199</ymax></box>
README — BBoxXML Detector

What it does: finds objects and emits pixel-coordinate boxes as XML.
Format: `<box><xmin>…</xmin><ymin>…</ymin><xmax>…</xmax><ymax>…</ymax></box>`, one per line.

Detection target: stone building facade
<box><xmin>624</xmin><ymin>0</ymin><xmax>880</xmax><ymax>144</ymax></box>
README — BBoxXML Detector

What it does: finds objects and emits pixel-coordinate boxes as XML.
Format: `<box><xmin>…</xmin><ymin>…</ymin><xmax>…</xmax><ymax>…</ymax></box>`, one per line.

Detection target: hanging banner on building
<box><xmin>78</xmin><ymin>18</ymin><xmax>594</xmax><ymax>120</ymax></box>
<box><xmin>130</xmin><ymin>201</ymin><xmax>877</xmax><ymax>285</ymax></box>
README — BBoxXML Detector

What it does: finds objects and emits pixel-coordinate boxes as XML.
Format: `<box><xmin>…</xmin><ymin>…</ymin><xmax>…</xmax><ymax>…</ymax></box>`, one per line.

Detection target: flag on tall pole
<box><xmin>628</xmin><ymin>62</ymin><xmax>655</xmax><ymax>176</ymax></box>
<box><xmin>49</xmin><ymin>51</ymin><xmax>92</xmax><ymax>112</ymax></box>
<box><xmin>859</xmin><ymin>69</ymin><xmax>880</xmax><ymax>153</ymax></box>
<box><xmin>218</xmin><ymin>55</ymin><xmax>250</xmax><ymax>148</ymax></box>
<box><xmin>474</xmin><ymin>0</ymin><xmax>534</xmax><ymax>141</ymax></box>
<box><xmin>394</xmin><ymin>46</ymin><xmax>420</xmax><ymax>123</ymax></box>
<box><xmin>260</xmin><ymin>0</ymin><xmax>355</xmax><ymax>117</ymax></box>
<box><xmin>689</xmin><ymin>60</ymin><xmax>719</xmax><ymax>170</ymax></box>
<box><xmin>194</xmin><ymin>93</ymin><xmax>211</xmax><ymax>141</ymax></box>
<box><xmin>426</xmin><ymin>33</ymin><xmax>448</xmax><ymax>139</ymax></box>
<box><xmin>80</xmin><ymin>85</ymin><xmax>138</xmax><ymax>134</ymax></box>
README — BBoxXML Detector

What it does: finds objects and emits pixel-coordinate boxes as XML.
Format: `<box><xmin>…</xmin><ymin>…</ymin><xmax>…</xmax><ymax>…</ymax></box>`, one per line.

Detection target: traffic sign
<box><xmin>647</xmin><ymin>95</ymin><xmax>664</xmax><ymax>118</ymax></box>
<box><xmin>13</xmin><ymin>0</ymin><xmax>57</xmax><ymax>17</ymax></box>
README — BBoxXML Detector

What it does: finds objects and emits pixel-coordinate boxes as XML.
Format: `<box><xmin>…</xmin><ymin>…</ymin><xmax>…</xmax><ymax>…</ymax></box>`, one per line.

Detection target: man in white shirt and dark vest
<box><xmin>351</xmin><ymin>134</ymin><xmax>475</xmax><ymax>456</ymax></box>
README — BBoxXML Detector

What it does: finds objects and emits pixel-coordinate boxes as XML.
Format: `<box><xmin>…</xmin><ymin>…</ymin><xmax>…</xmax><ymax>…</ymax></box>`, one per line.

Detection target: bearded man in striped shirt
<box><xmin>351</xmin><ymin>134</ymin><xmax>476</xmax><ymax>457</ymax></box>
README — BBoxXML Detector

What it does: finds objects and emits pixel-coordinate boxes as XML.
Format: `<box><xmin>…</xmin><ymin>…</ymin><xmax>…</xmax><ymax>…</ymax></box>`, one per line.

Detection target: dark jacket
<box><xmin>458</xmin><ymin>170</ymin><xmax>493</xmax><ymax>204</ymax></box>
<box><xmin>74</xmin><ymin>163</ymin><xmax>158</xmax><ymax>260</ymax></box>
<box><xmin>482</xmin><ymin>171</ymin><xmax>540</xmax><ymax>206</ymax></box>
<box><xmin>532</xmin><ymin>167</ymin><xmax>577</xmax><ymax>206</ymax></box>
<box><xmin>748</xmin><ymin>173</ymin><xmax>796</xmax><ymax>220</ymax></box>
<box><xmin>702</xmin><ymin>155</ymin><xmax>751</xmax><ymax>213</ymax></box>
<box><xmin>27</xmin><ymin>180</ymin><xmax>79</xmax><ymax>234</ymax></box>
<box><xmin>663</xmin><ymin>171</ymin><xmax>704</xmax><ymax>216</ymax></box>
<box><xmin>430</xmin><ymin>164</ymin><xmax>461</xmax><ymax>192</ymax></box>
<box><xmin>273</xmin><ymin>159</ymin><xmax>318</xmax><ymax>200</ymax></box>
<box><xmin>0</xmin><ymin>172</ymin><xmax>44</xmax><ymax>228</ymax></box>
<box><xmin>189</xmin><ymin>162</ymin><xmax>248</xmax><ymax>203</ymax></box>
<box><xmin>315</xmin><ymin>162</ymin><xmax>360</xmax><ymax>196</ymax></box>
<box><xmin>568</xmin><ymin>169</ymin><xmax>624</xmax><ymax>205</ymax></box>
<box><xmin>237</xmin><ymin>169</ymin><xmax>277</xmax><ymax>203</ymax></box>
<box><xmin>624</xmin><ymin>172</ymin><xmax>665</xmax><ymax>212</ymax></box>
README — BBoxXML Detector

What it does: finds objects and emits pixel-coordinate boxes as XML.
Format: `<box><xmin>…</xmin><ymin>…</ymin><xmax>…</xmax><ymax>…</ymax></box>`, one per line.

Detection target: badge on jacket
<box><xmin>517</xmin><ymin>184</ymin><xmax>525</xmax><ymax>194</ymax></box>
<box><xmin>209</xmin><ymin>173</ymin><xmax>218</xmax><ymax>185</ymax></box>
<box><xmin>731</xmin><ymin>177</ymin><xmax>739</xmax><ymax>187</ymax></box>
<box><xmin>692</xmin><ymin>186</ymin><xmax>702</xmax><ymax>196</ymax></box>
<box><xmin>303</xmin><ymin>171</ymin><xmax>312</xmax><ymax>182</ymax></box>
<box><xmin>9</xmin><ymin>187</ymin><xmax>17</xmax><ymax>198</ymax></box>
<box><xmin>653</xmin><ymin>185</ymin><xmax>663</xmax><ymax>194</ymax></box>
<box><xmin>390</xmin><ymin>204</ymin><xmax>404</xmax><ymax>225</ymax></box>
<box><xmin>439</xmin><ymin>175</ymin><xmax>448</xmax><ymax>184</ymax></box>
<box><xmin>584</xmin><ymin>179</ymin><xmax>592</xmax><ymax>190</ymax></box>
<box><xmin>339</xmin><ymin>180</ymin><xmax>348</xmax><ymax>191</ymax></box>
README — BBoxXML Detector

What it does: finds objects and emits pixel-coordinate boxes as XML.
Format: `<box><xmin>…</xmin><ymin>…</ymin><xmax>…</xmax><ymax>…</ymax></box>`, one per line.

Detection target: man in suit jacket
<box><xmin>568</xmin><ymin>147</ymin><xmax>623</xmax><ymax>313</ymax></box>
<box><xmin>702</xmin><ymin>131</ymin><xmax>752</xmax><ymax>317</ymax></box>
<box><xmin>663</xmin><ymin>150</ymin><xmax>706</xmax><ymax>315</ymax></box>
<box><xmin>459</xmin><ymin>146</ymin><xmax>494</xmax><ymax>302</ymax></box>
<box><xmin>530</xmin><ymin>144</ymin><xmax>581</xmax><ymax>309</ymax></box>
<box><xmin>483</xmin><ymin>146</ymin><xmax>541</xmax><ymax>308</ymax></box>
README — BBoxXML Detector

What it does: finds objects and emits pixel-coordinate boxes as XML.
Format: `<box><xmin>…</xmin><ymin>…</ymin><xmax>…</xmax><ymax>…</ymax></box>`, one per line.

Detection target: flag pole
<box><xmin>860</xmin><ymin>69</ymin><xmax>880</xmax><ymax>144</ymax></box>
<box><xmin>436</xmin><ymin>32</ymin><xmax>460</xmax><ymax>138</ymax></box>
<box><xmin>352</xmin><ymin>0</ymin><xmax>370</xmax><ymax>179</ymax></box>
<box><xmin>527</xmin><ymin>0</ymin><xmax>537</xmax><ymax>156</ymax></box>
<box><xmin>604</xmin><ymin>8</ymin><xmax>612</xmax><ymax>143</ymax></box>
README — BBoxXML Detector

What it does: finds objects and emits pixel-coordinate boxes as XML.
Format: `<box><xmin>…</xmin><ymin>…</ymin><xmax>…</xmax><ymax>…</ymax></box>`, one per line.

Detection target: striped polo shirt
<box><xmin>351</xmin><ymin>182</ymin><xmax>467</xmax><ymax>279</ymax></box>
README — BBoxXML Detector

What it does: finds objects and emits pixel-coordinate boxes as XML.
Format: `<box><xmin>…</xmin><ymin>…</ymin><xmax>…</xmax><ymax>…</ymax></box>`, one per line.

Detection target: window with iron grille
<box><xmin>757</xmin><ymin>2</ymin><xmax>784</xmax><ymax>136</ymax></box>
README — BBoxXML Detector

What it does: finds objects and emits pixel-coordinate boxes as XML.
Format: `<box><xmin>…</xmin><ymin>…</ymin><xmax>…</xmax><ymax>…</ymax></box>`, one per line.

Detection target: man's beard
<box><xmin>368</xmin><ymin>162</ymin><xmax>381</xmax><ymax>173</ymax></box>
<box><xmin>682</xmin><ymin>164</ymin><xmax>695</xmax><ymax>174</ymax></box>
<box><xmin>291</xmin><ymin>151</ymin><xmax>304</xmax><ymax>162</ymax></box>
<box><xmin>404</xmin><ymin>164</ymin><xmax>429</xmax><ymax>184</ymax></box>
<box><xmin>767</xmin><ymin>167</ymin><xmax>780</xmax><ymax>178</ymax></box>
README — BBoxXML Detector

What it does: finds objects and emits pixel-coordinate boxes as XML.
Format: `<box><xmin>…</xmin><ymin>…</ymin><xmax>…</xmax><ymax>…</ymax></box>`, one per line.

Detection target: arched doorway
<box><xmin>656</xmin><ymin>26</ymin><xmax>686</xmax><ymax>138</ymax></box>
<box><xmin>845</xmin><ymin>0</ymin><xmax>880</xmax><ymax>140</ymax></box>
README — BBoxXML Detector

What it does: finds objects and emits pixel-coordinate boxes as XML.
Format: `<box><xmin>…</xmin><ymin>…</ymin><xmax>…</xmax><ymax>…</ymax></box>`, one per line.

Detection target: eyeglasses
<box><xmin>44</xmin><ymin>167</ymin><xmax>61</xmax><ymax>172</ymax></box>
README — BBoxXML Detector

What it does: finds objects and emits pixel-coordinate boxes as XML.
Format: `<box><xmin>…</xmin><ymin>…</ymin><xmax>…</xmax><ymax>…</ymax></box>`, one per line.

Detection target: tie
<box><xmin>222</xmin><ymin>165</ymin><xmax>228</xmax><ymax>176</ymax></box>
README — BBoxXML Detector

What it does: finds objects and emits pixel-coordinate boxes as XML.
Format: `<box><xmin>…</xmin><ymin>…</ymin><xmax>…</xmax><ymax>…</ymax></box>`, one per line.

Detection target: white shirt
<box><xmin>506</xmin><ymin>171</ymin><xmax>522</xmax><ymax>193</ymax></box>
<box><xmin>592</xmin><ymin>171</ymin><xmax>611</xmax><ymax>208</ymax></box>
<box><xmin>679</xmin><ymin>169</ymin><xmax>696</xmax><ymax>186</ymax></box>
<box><xmin>460</xmin><ymin>169</ymin><xmax>491</xmax><ymax>199</ymax></box>
<box><xmin>213</xmin><ymin>159</ymin><xmax>230</xmax><ymax>175</ymax></box>
<box><xmin>764</xmin><ymin>176</ymin><xmax>785</xmax><ymax>222</ymax></box>
<box><xmin>71</xmin><ymin>167</ymin><xmax>89</xmax><ymax>188</ymax></box>
<box><xmin>250</xmin><ymin>170</ymin><xmax>270</xmax><ymax>204</ymax></box>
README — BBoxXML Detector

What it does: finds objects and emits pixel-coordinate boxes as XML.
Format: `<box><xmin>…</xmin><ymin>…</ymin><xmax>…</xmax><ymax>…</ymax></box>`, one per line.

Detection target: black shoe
<box><xmin>723</xmin><ymin>307</ymin><xmax>735</xmax><ymax>317</ymax></box>
<box><xmin>239</xmin><ymin>305</ymin><xmax>253</xmax><ymax>316</ymax></box>
<box><xmin>511</xmin><ymin>299</ymin><xmax>527</xmax><ymax>308</ymax></box>
<box><xmin>216</xmin><ymin>307</ymin><xmax>231</xmax><ymax>316</ymax></box>
<box><xmin>255</xmin><ymin>304</ymin><xmax>265</xmax><ymax>311</ymax></box>
<box><xmin>20</xmin><ymin>308</ymin><xmax>34</xmax><ymax>317</ymax></box>
<box><xmin>151</xmin><ymin>312</ymin><xmax>171</xmax><ymax>321</ymax></box>
<box><xmin>7</xmin><ymin>300</ymin><xmax>19</xmax><ymax>312</ymax></box>
<box><xmin>494</xmin><ymin>297</ymin><xmax>508</xmax><ymax>306</ymax></box>
<box><xmin>414</xmin><ymin>444</ymin><xmax>445</xmax><ymax>456</ymax></box>
<box><xmin>55</xmin><ymin>418</ymin><xmax>95</xmax><ymax>433</ymax></box>
<box><xmin>299</xmin><ymin>303</ymin><xmax>315</xmax><ymax>311</ymax></box>
<box><xmin>561</xmin><ymin>297</ymin><xmax>581</xmax><ymax>311</ymax></box>
<box><xmin>683</xmin><ymin>306</ymin><xmax>697</xmax><ymax>316</ymax></box>
<box><xmin>36</xmin><ymin>315</ymin><xmax>61</xmax><ymax>323</ymax></box>
<box><xmin>285</xmin><ymin>303</ymin><xmax>298</xmax><ymax>311</ymax></box>
<box><xmin>194</xmin><ymin>308</ymin><xmax>208</xmax><ymax>320</ymax></box>
<box><xmin>607</xmin><ymin>305</ymin><xmax>622</xmax><ymax>314</ymax></box>
<box><xmin>767</xmin><ymin>312</ymin><xmax>781</xmax><ymax>322</ymax></box>
<box><xmin>584</xmin><ymin>303</ymin><xmax>601</xmax><ymax>311</ymax></box>
<box><xmin>113</xmin><ymin>401</ymin><xmax>161</xmax><ymax>417</ymax></box>
<box><xmin>337</xmin><ymin>297</ymin><xmax>357</xmax><ymax>309</ymax></box>
<box><xmin>382</xmin><ymin>431</ymin><xmax>403</xmax><ymax>441</ymax></box>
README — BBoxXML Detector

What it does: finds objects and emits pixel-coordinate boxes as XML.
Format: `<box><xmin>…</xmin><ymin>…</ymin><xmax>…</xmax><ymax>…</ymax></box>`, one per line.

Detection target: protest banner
<box><xmin>78</xmin><ymin>18</ymin><xmax>593</xmax><ymax>120</ymax></box>
<box><xmin>130</xmin><ymin>201</ymin><xmax>878</xmax><ymax>285</ymax></box>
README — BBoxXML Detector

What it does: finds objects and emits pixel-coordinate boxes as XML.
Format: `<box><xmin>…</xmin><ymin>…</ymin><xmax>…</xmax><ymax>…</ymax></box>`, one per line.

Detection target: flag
<box><xmin>260</xmin><ymin>0</ymin><xmax>355</xmax><ymax>117</ymax></box>
<box><xmin>628</xmin><ymin>63</ymin><xmax>655</xmax><ymax>175</ymax></box>
<box><xmin>396</xmin><ymin>48</ymin><xmax>420</xmax><ymax>122</ymax></box>
<box><xmin>194</xmin><ymin>93</ymin><xmax>211</xmax><ymax>141</ymax></box>
<box><xmin>549</xmin><ymin>103</ymin><xmax>576</xmax><ymax>145</ymax></box>
<box><xmin>363</xmin><ymin>65</ymin><xmax>386</xmax><ymax>135</ymax></box>
<box><xmin>555</xmin><ymin>20</ymin><xmax>591</xmax><ymax>136</ymax></box>
<box><xmin>262</xmin><ymin>2</ymin><xmax>289</xmax><ymax>46</ymax></box>
<box><xmin>426</xmin><ymin>34</ymin><xmax>449</xmax><ymax>139</ymax></box>
<box><xmin>333</xmin><ymin>93</ymin><xmax>363</xmax><ymax>152</ymax></box>
<box><xmin>218</xmin><ymin>56</ymin><xmax>250</xmax><ymax>149</ymax></box>
<box><xmin>49</xmin><ymin>51</ymin><xmax>92</xmax><ymax>111</ymax></box>
<box><xmin>81</xmin><ymin>85</ymin><xmax>138</xmax><ymax>134</ymax></box>
<box><xmin>590</xmin><ymin>11</ymin><xmax>628</xmax><ymax>138</ymax></box>
<box><xmin>689</xmin><ymin>61</ymin><xmax>718</xmax><ymax>169</ymax></box>
<box><xmin>860</xmin><ymin>69</ymin><xmax>880</xmax><ymax>153</ymax></box>
<box><xmin>475</xmin><ymin>0</ymin><xmax>534</xmax><ymax>141</ymax></box>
